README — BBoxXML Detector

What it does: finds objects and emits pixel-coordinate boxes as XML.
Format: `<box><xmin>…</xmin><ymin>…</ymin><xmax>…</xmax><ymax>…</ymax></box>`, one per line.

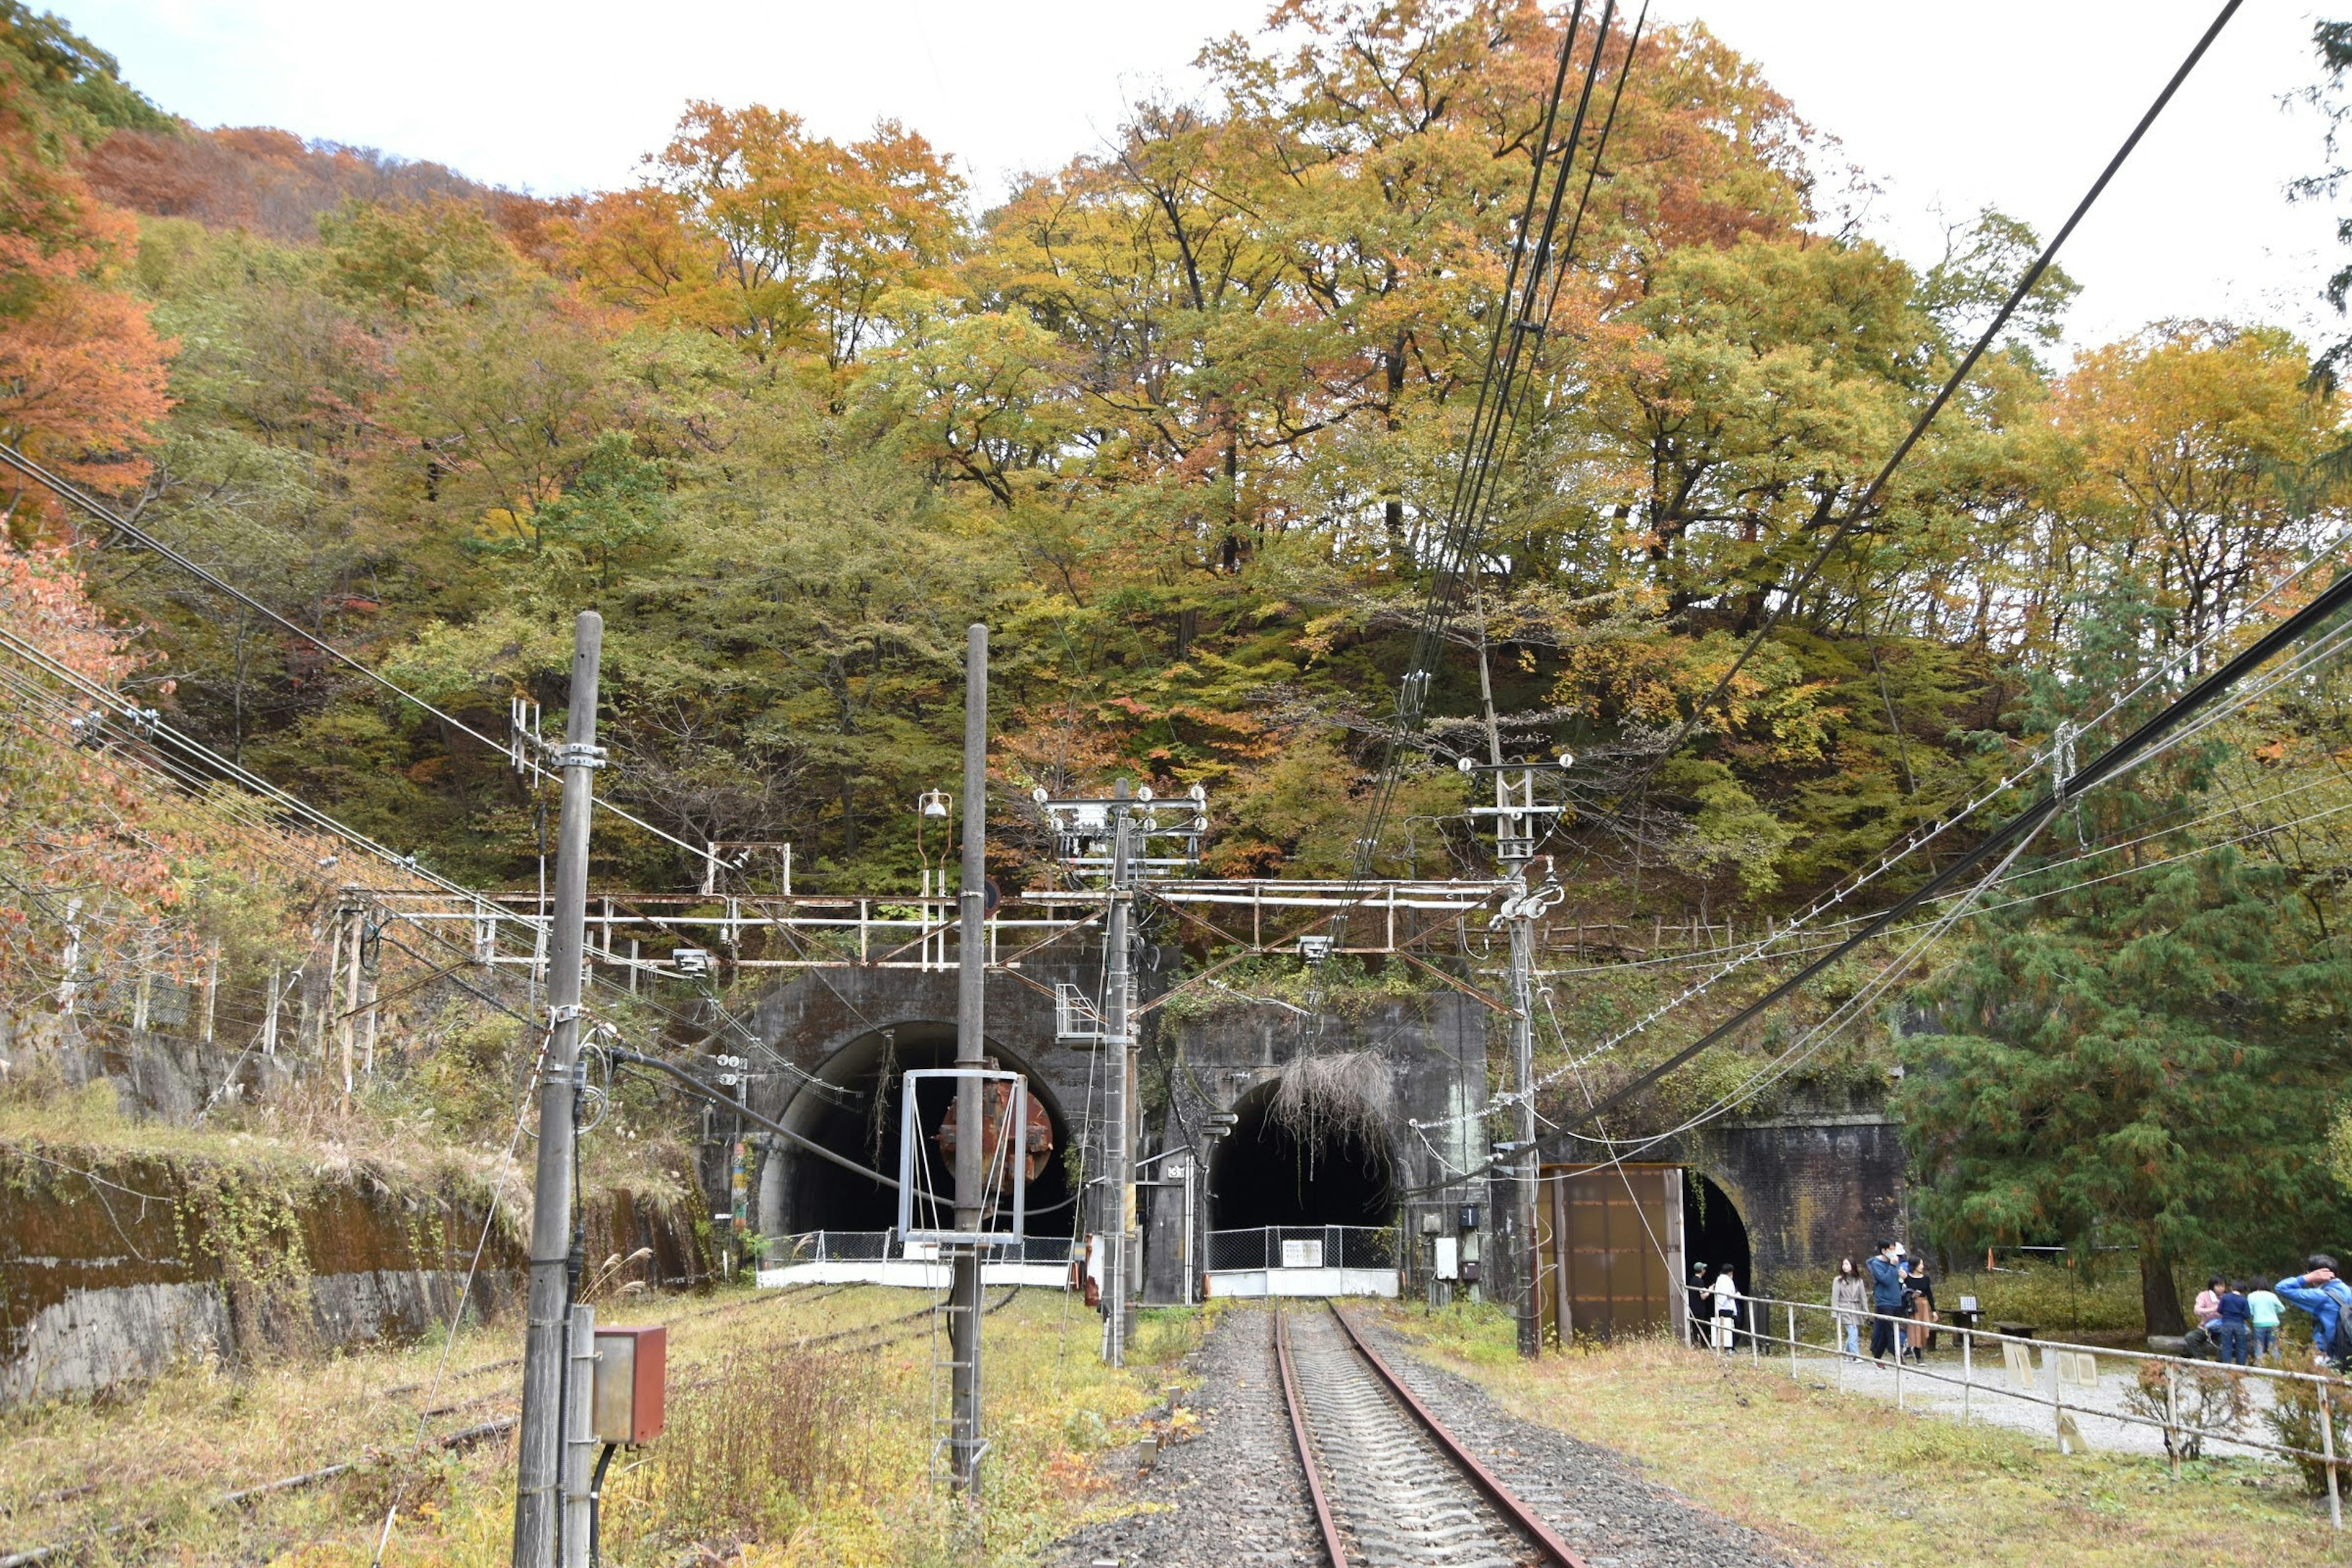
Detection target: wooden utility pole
<box><xmin>949</xmin><ymin>623</ymin><xmax>987</xmax><ymax>1491</ymax></box>
<box><xmin>513</xmin><ymin>612</ymin><xmax>603</xmax><ymax>1568</ymax></box>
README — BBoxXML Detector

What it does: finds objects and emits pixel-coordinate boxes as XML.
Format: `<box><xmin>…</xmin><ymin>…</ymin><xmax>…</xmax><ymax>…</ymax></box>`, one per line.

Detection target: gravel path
<box><xmin>1043</xmin><ymin>1303</ymin><xmax>1819</xmax><ymax>1568</ymax></box>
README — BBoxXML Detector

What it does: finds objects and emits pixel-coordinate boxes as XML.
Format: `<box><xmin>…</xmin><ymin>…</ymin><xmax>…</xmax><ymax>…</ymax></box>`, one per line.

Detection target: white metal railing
<box><xmin>1694</xmin><ymin>1292</ymin><xmax>2352</xmax><ymax>1529</ymax></box>
<box><xmin>772</xmin><ymin>1229</ymin><xmax>1076</xmax><ymax>1265</ymax></box>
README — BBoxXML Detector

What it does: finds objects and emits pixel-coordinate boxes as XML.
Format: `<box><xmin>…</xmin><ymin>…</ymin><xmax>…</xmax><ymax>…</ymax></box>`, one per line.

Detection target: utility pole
<box><xmin>1476</xmin><ymin>627</ymin><xmax>1542</xmax><ymax>1359</ymax></box>
<box><xmin>1102</xmin><ymin>780</ymin><xmax>1134</xmax><ymax>1367</ymax></box>
<box><xmin>513</xmin><ymin>611</ymin><xmax>603</xmax><ymax>1568</ymax></box>
<box><xmin>1508</xmin><ymin>897</ymin><xmax>1540</xmax><ymax>1358</ymax></box>
<box><xmin>949</xmin><ymin>624</ymin><xmax>987</xmax><ymax>1493</ymax></box>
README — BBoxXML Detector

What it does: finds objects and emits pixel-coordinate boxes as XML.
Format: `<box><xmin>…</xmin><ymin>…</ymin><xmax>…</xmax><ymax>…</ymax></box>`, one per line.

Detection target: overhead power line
<box><xmin>1602</xmin><ymin>0</ymin><xmax>2245</xmax><ymax>821</ymax></box>
<box><xmin>1342</xmin><ymin>0</ymin><xmax>1640</xmax><ymax>886</ymax></box>
<box><xmin>0</xmin><ymin>439</ymin><xmax>709</xmax><ymax>864</ymax></box>
<box><xmin>1553</xmin><ymin>552</ymin><xmax>2352</xmax><ymax>1137</ymax></box>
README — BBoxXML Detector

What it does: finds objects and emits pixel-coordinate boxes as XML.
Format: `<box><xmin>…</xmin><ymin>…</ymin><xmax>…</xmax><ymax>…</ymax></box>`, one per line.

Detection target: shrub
<box><xmin>2265</xmin><ymin>1374</ymin><xmax>2352</xmax><ymax>1495</ymax></box>
<box><xmin>2119</xmin><ymin>1359</ymin><xmax>2249</xmax><ymax>1461</ymax></box>
<box><xmin>602</xmin><ymin>1341</ymin><xmax>875</xmax><ymax>1553</ymax></box>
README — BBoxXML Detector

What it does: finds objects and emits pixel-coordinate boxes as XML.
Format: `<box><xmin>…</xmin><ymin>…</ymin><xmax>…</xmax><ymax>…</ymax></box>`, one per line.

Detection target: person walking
<box><xmin>2248</xmin><ymin>1280</ymin><xmax>2286</xmax><ymax>1364</ymax></box>
<box><xmin>2276</xmin><ymin>1256</ymin><xmax>2352</xmax><ymax>1369</ymax></box>
<box><xmin>1830</xmin><ymin>1257</ymin><xmax>1868</xmax><ymax>1360</ymax></box>
<box><xmin>2215</xmin><ymin>1280</ymin><xmax>2253</xmax><ymax>1366</ymax></box>
<box><xmin>1904</xmin><ymin>1254</ymin><xmax>1936</xmax><ymax>1360</ymax></box>
<box><xmin>1709</xmin><ymin>1267</ymin><xmax>1741</xmax><ymax>1352</ymax></box>
<box><xmin>1866</xmin><ymin>1241</ymin><xmax>1906</xmax><ymax>1365</ymax></box>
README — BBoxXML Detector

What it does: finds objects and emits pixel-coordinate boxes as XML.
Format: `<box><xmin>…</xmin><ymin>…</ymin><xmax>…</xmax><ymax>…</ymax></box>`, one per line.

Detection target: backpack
<box><xmin>2329</xmin><ymin>1285</ymin><xmax>2352</xmax><ymax>1368</ymax></box>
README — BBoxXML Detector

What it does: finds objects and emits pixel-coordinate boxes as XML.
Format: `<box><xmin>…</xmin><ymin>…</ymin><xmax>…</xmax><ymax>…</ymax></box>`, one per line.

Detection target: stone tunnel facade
<box><xmin>728</xmin><ymin>948</ymin><xmax>1905</xmax><ymax>1304</ymax></box>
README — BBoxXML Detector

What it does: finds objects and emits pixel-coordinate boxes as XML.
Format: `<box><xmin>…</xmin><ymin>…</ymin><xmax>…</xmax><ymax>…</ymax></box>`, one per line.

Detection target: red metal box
<box><xmin>591</xmin><ymin>1325</ymin><xmax>666</xmax><ymax>1446</ymax></box>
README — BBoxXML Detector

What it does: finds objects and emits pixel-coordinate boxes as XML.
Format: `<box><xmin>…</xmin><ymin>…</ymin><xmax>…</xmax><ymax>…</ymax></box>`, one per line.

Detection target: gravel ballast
<box><xmin>1045</xmin><ymin>1303</ymin><xmax>1820</xmax><ymax>1568</ymax></box>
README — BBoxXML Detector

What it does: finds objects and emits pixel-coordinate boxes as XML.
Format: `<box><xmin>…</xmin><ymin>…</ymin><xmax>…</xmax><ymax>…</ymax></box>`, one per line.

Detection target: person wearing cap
<box><xmin>1866</xmin><ymin>1240</ymin><xmax>1906</xmax><ymax>1365</ymax></box>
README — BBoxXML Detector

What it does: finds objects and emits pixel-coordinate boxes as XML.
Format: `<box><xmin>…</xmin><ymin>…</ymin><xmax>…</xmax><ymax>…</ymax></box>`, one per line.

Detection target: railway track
<box><xmin>1273</xmin><ymin>1302</ymin><xmax>1585</xmax><ymax>1568</ymax></box>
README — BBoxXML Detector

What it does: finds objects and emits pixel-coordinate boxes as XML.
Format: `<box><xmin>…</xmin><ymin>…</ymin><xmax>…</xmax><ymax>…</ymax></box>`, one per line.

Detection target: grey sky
<box><xmin>58</xmin><ymin>1</ymin><xmax>2350</xmax><ymax>357</ymax></box>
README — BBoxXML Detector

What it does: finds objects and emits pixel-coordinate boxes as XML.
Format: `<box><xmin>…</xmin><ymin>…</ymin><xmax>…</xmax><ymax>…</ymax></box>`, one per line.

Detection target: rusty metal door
<box><xmin>1534</xmin><ymin>1164</ymin><xmax>1684</xmax><ymax>1344</ymax></box>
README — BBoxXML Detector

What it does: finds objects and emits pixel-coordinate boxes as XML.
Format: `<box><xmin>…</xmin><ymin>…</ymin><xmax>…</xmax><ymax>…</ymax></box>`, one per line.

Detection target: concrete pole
<box><xmin>1103</xmin><ymin>781</ymin><xmax>1134</xmax><ymax>1368</ymax></box>
<box><xmin>1510</xmin><ymin>899</ymin><xmax>1540</xmax><ymax>1359</ymax></box>
<box><xmin>201</xmin><ymin>943</ymin><xmax>219</xmax><ymax>1042</ymax></box>
<box><xmin>513</xmin><ymin>611</ymin><xmax>603</xmax><ymax>1568</ymax></box>
<box><xmin>339</xmin><ymin>903</ymin><xmax>363</xmax><ymax>1107</ymax></box>
<box><xmin>951</xmin><ymin>624</ymin><xmax>987</xmax><ymax>1493</ymax></box>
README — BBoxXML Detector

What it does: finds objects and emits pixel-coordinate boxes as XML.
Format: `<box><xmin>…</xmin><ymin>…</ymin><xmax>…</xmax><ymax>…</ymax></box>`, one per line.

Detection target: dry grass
<box><xmin>1383</xmin><ymin>1301</ymin><xmax>2352</xmax><ymax>1567</ymax></box>
<box><xmin>0</xmin><ymin>1283</ymin><xmax>1175</xmax><ymax>1566</ymax></box>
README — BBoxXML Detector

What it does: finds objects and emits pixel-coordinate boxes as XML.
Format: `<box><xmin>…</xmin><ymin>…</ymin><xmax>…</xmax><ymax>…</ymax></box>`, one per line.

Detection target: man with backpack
<box><xmin>2274</xmin><ymin>1255</ymin><xmax>2352</xmax><ymax>1368</ymax></box>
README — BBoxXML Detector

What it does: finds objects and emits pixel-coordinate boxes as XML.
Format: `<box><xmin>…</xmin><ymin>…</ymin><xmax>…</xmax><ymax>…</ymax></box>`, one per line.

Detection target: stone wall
<box><xmin>0</xmin><ymin>1150</ymin><xmax>521</xmax><ymax>1408</ymax></box>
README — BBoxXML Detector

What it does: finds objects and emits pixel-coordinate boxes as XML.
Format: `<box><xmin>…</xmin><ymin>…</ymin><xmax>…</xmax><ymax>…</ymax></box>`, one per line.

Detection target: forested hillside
<box><xmin>11</xmin><ymin>0</ymin><xmax>2352</xmax><ymax>1310</ymax></box>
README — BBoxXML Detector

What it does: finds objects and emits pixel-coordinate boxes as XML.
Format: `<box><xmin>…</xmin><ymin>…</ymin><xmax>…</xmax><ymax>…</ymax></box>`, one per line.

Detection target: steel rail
<box><xmin>1273</xmin><ymin>1306</ymin><xmax>1353</xmax><ymax>1568</ymax></box>
<box><xmin>1324</xmin><ymin>1302</ymin><xmax>1589</xmax><ymax>1568</ymax></box>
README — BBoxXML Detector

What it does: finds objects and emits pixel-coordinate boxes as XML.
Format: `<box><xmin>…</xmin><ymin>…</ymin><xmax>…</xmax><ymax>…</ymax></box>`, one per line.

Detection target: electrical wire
<box><xmin>1591</xmin><ymin>0</ymin><xmax>2245</xmax><ymax>853</ymax></box>
<box><xmin>1333</xmin><ymin>1</ymin><xmax>1638</xmax><ymax>913</ymax></box>
<box><xmin>0</xmin><ymin>439</ymin><xmax>712</xmax><ymax>864</ymax></box>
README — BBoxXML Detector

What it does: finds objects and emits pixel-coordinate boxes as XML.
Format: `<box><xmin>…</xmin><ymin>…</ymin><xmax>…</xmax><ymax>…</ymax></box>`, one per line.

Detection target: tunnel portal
<box><xmin>779</xmin><ymin>1027</ymin><xmax>1076</xmax><ymax>1240</ymax></box>
<box><xmin>1208</xmin><ymin>1079</ymin><xmax>1396</xmax><ymax>1232</ymax></box>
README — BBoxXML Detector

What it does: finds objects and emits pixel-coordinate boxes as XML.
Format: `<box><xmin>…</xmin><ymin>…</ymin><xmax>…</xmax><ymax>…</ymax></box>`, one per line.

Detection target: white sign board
<box><xmin>1433</xmin><ymin>1237</ymin><xmax>1459</xmax><ymax>1281</ymax></box>
<box><xmin>1281</xmin><ymin>1238</ymin><xmax>1325</xmax><ymax>1269</ymax></box>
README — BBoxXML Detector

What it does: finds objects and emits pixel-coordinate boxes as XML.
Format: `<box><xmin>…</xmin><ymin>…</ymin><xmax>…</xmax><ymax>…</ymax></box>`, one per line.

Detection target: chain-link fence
<box><xmin>1205</xmin><ymin>1225</ymin><xmax>1399</xmax><ymax>1272</ymax></box>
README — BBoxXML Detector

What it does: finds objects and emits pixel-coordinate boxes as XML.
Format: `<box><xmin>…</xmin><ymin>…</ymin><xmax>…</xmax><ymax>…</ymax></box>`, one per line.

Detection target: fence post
<box><xmin>2051</xmin><ymin>1347</ymin><xmax>2064</xmax><ymax>1452</ymax></box>
<box><xmin>1789</xmin><ymin>1303</ymin><xmax>1798</xmax><ymax>1379</ymax></box>
<box><xmin>2163</xmin><ymin>1362</ymin><xmax>2180</xmax><ymax>1480</ymax></box>
<box><xmin>1750</xmin><ymin>1300</ymin><xmax>1760</xmax><ymax>1366</ymax></box>
<box><xmin>2323</xmin><ymin>1378</ymin><xmax>2343</xmax><ymax>1531</ymax></box>
<box><xmin>1961</xmin><ymin>1330</ymin><xmax>1972</xmax><ymax>1424</ymax></box>
<box><xmin>1894</xmin><ymin>1319</ymin><xmax>1904</xmax><ymax>1412</ymax></box>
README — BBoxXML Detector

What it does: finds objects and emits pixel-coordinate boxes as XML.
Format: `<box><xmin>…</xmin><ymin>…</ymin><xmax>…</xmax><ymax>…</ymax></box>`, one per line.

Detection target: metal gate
<box><xmin>1534</xmin><ymin>1163</ymin><xmax>1686</xmax><ymax>1344</ymax></box>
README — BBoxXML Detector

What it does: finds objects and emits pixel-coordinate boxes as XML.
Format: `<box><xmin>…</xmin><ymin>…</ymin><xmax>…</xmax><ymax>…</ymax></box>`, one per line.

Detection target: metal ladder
<box><xmin>925</xmin><ymin>1250</ymin><xmax>987</xmax><ymax>1489</ymax></box>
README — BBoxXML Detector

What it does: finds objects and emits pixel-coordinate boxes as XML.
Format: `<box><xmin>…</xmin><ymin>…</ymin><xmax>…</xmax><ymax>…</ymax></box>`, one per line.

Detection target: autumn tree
<box><xmin>563</xmin><ymin>104</ymin><xmax>963</xmax><ymax>376</ymax></box>
<box><xmin>0</xmin><ymin>59</ymin><xmax>172</xmax><ymax>518</ymax></box>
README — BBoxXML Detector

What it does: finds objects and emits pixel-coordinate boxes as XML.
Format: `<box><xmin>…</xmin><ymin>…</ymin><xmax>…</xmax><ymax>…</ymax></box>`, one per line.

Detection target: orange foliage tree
<box><xmin>560</xmin><ymin>102</ymin><xmax>964</xmax><ymax>373</ymax></box>
<box><xmin>0</xmin><ymin>68</ymin><xmax>172</xmax><ymax>527</ymax></box>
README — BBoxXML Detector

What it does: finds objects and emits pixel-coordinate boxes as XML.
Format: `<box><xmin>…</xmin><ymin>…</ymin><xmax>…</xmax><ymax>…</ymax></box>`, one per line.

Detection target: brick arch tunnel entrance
<box><xmin>1208</xmin><ymin>1078</ymin><xmax>1396</xmax><ymax>1231</ymax></box>
<box><xmin>771</xmin><ymin>1026</ymin><xmax>1076</xmax><ymax>1242</ymax></box>
<box><xmin>1684</xmin><ymin>1170</ymin><xmax>1752</xmax><ymax>1329</ymax></box>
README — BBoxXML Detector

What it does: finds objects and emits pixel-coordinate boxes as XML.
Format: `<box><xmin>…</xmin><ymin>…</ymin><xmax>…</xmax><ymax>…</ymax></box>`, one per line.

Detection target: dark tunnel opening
<box><xmin>1208</xmin><ymin>1082</ymin><xmax>1396</xmax><ymax>1231</ymax></box>
<box><xmin>1682</xmin><ymin>1170</ymin><xmax>1752</xmax><ymax>1330</ymax></box>
<box><xmin>783</xmin><ymin>1028</ymin><xmax>1075</xmax><ymax>1238</ymax></box>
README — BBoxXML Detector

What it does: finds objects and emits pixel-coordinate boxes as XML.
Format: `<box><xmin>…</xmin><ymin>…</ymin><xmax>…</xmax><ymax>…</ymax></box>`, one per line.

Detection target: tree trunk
<box><xmin>2141</xmin><ymin>1248</ymin><xmax>2186</xmax><ymax>1336</ymax></box>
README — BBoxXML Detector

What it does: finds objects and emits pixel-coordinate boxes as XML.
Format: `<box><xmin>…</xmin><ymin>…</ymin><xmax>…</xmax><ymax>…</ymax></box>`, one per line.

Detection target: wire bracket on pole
<box><xmin>550</xmin><ymin>743</ymin><xmax>608</xmax><ymax>771</ymax></box>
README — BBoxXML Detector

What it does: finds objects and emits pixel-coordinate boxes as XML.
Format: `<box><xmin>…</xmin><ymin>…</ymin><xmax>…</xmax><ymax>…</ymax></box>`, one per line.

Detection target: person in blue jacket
<box><xmin>2274</xmin><ymin>1254</ymin><xmax>2352</xmax><ymax>1367</ymax></box>
<box><xmin>1866</xmin><ymin>1240</ymin><xmax>1907</xmax><ymax>1365</ymax></box>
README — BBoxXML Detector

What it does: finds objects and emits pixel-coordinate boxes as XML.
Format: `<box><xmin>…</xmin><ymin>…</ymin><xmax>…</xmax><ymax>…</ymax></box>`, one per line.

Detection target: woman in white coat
<box><xmin>1709</xmin><ymin>1267</ymin><xmax>1741</xmax><ymax>1351</ymax></box>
